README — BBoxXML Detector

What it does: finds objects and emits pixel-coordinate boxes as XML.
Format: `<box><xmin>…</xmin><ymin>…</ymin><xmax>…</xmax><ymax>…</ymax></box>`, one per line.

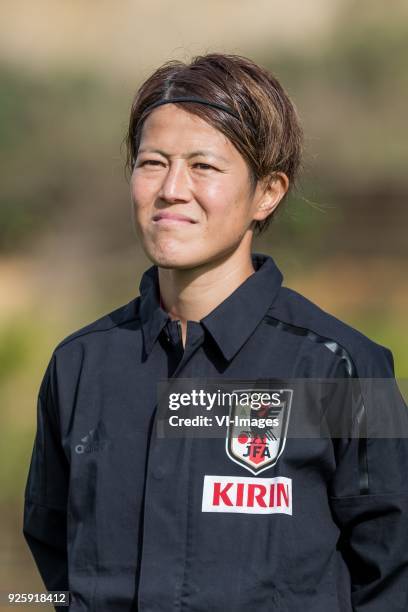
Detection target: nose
<box><xmin>158</xmin><ymin>160</ymin><xmax>191</xmax><ymax>203</ymax></box>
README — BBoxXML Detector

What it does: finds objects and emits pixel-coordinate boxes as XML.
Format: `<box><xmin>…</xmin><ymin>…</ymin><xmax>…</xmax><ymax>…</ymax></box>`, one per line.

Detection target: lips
<box><xmin>152</xmin><ymin>212</ymin><xmax>197</xmax><ymax>223</ymax></box>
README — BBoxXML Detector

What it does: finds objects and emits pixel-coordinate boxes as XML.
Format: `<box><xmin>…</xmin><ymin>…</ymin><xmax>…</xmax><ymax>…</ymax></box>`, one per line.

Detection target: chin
<box><xmin>144</xmin><ymin>241</ymin><xmax>203</xmax><ymax>270</ymax></box>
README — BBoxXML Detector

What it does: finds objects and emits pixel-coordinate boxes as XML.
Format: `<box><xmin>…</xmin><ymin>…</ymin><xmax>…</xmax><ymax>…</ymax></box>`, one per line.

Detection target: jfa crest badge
<box><xmin>226</xmin><ymin>388</ymin><xmax>293</xmax><ymax>475</ymax></box>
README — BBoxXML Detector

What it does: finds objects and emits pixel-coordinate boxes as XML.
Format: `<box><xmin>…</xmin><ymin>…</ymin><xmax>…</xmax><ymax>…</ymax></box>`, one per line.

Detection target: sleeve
<box><xmin>328</xmin><ymin>345</ymin><xmax>408</xmax><ymax>611</ymax></box>
<box><xmin>22</xmin><ymin>352</ymin><xmax>70</xmax><ymax>598</ymax></box>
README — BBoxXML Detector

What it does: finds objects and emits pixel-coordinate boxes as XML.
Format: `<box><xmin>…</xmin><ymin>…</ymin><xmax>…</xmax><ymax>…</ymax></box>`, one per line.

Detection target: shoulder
<box><xmin>38</xmin><ymin>297</ymin><xmax>142</xmax><ymax>402</ymax></box>
<box><xmin>52</xmin><ymin>296</ymin><xmax>141</xmax><ymax>355</ymax></box>
<box><xmin>269</xmin><ymin>286</ymin><xmax>394</xmax><ymax>377</ymax></box>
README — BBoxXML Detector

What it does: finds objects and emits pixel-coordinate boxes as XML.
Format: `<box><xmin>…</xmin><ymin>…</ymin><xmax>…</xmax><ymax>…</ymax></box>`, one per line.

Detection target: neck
<box><xmin>158</xmin><ymin>243</ymin><xmax>256</xmax><ymax>329</ymax></box>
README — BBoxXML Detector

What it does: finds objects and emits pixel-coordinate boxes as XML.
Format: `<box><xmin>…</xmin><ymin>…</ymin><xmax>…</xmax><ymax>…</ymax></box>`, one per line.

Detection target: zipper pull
<box><xmin>177</xmin><ymin>319</ymin><xmax>186</xmax><ymax>349</ymax></box>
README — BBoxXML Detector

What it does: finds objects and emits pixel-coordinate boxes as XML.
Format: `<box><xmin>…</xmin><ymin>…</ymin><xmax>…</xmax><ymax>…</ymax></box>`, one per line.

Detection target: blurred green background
<box><xmin>0</xmin><ymin>0</ymin><xmax>407</xmax><ymax>605</ymax></box>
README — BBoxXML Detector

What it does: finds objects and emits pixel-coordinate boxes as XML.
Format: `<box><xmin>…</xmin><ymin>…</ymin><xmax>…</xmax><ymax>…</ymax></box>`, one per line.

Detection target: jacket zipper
<box><xmin>177</xmin><ymin>320</ymin><xmax>183</xmax><ymax>347</ymax></box>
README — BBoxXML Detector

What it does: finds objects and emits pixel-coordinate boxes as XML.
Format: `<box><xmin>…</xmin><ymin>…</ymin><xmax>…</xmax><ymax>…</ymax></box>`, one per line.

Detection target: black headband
<box><xmin>141</xmin><ymin>96</ymin><xmax>240</xmax><ymax>120</ymax></box>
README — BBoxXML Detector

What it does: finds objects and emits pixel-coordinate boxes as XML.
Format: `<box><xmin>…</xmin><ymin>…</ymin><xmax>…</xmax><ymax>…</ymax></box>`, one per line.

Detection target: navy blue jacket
<box><xmin>23</xmin><ymin>252</ymin><xmax>408</xmax><ymax>611</ymax></box>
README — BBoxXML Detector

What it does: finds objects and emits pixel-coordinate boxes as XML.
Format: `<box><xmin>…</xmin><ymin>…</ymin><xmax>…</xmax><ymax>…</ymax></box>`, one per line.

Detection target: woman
<box><xmin>23</xmin><ymin>53</ymin><xmax>408</xmax><ymax>611</ymax></box>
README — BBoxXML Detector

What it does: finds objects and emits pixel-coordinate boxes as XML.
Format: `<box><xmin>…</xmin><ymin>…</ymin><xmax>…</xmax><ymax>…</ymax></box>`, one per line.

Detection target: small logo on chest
<box><xmin>75</xmin><ymin>423</ymin><xmax>110</xmax><ymax>454</ymax></box>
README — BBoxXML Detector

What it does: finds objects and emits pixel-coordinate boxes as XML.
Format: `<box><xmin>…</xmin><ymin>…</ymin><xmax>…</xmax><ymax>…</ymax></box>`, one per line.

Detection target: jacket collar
<box><xmin>138</xmin><ymin>252</ymin><xmax>283</xmax><ymax>361</ymax></box>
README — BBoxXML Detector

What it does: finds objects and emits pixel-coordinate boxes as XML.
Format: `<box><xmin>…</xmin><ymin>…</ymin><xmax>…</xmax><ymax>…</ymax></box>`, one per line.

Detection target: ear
<box><xmin>252</xmin><ymin>172</ymin><xmax>290</xmax><ymax>222</ymax></box>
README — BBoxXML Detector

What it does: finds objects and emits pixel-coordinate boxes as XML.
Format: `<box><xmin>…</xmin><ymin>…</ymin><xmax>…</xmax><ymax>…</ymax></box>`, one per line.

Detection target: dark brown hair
<box><xmin>125</xmin><ymin>53</ymin><xmax>303</xmax><ymax>235</ymax></box>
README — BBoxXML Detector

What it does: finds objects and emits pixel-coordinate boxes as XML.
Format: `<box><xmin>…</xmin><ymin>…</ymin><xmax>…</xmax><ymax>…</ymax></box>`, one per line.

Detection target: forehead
<box><xmin>139</xmin><ymin>104</ymin><xmax>233</xmax><ymax>155</ymax></box>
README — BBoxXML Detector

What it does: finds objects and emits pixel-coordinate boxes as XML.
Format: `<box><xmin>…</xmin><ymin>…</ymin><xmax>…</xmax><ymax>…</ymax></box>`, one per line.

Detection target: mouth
<box><xmin>152</xmin><ymin>213</ymin><xmax>198</xmax><ymax>224</ymax></box>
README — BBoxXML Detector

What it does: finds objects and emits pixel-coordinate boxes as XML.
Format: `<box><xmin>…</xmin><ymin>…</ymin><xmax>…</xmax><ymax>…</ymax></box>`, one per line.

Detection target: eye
<box><xmin>193</xmin><ymin>163</ymin><xmax>216</xmax><ymax>171</ymax></box>
<box><xmin>138</xmin><ymin>159</ymin><xmax>165</xmax><ymax>167</ymax></box>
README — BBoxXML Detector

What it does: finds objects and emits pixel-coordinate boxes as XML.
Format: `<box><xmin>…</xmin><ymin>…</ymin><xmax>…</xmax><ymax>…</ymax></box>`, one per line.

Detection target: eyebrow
<box><xmin>138</xmin><ymin>148</ymin><xmax>229</xmax><ymax>163</ymax></box>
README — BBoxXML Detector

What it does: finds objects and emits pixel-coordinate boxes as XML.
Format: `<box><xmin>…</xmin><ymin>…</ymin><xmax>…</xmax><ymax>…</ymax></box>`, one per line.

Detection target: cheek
<box><xmin>131</xmin><ymin>175</ymin><xmax>154</xmax><ymax>209</ymax></box>
<box><xmin>204</xmin><ymin>184</ymin><xmax>249</xmax><ymax>229</ymax></box>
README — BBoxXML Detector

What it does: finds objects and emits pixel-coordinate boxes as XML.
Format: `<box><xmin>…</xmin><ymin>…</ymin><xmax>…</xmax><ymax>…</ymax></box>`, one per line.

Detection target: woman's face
<box><xmin>130</xmin><ymin>104</ymin><xmax>274</xmax><ymax>269</ymax></box>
